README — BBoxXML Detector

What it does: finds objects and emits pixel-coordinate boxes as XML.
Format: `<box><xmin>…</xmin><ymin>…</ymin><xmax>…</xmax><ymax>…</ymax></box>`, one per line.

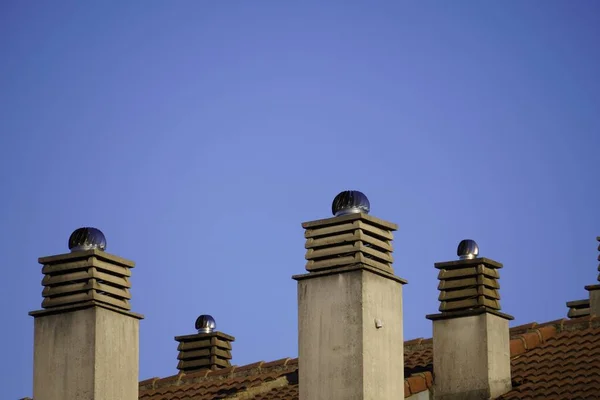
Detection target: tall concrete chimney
<box><xmin>29</xmin><ymin>227</ymin><xmax>143</xmax><ymax>400</ymax></box>
<box><xmin>585</xmin><ymin>237</ymin><xmax>600</xmax><ymax>316</ymax></box>
<box><xmin>426</xmin><ymin>239</ymin><xmax>513</xmax><ymax>400</ymax></box>
<box><xmin>293</xmin><ymin>190</ymin><xmax>407</xmax><ymax>400</ymax></box>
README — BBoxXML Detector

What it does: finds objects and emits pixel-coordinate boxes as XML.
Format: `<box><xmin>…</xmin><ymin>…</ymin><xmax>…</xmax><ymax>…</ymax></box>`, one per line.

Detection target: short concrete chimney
<box><xmin>29</xmin><ymin>227</ymin><xmax>143</xmax><ymax>400</ymax></box>
<box><xmin>174</xmin><ymin>314</ymin><xmax>235</xmax><ymax>373</ymax></box>
<box><xmin>426</xmin><ymin>239</ymin><xmax>513</xmax><ymax>400</ymax></box>
<box><xmin>584</xmin><ymin>237</ymin><xmax>600</xmax><ymax>317</ymax></box>
<box><xmin>293</xmin><ymin>190</ymin><xmax>407</xmax><ymax>400</ymax></box>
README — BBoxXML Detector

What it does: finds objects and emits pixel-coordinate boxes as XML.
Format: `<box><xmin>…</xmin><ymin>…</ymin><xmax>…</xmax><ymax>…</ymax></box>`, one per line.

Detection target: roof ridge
<box><xmin>140</xmin><ymin>358</ymin><xmax>299</xmax><ymax>391</ymax></box>
<box><xmin>140</xmin><ymin>357</ymin><xmax>436</xmax><ymax>398</ymax></box>
<box><xmin>510</xmin><ymin>325</ymin><xmax>558</xmax><ymax>357</ymax></box>
<box><xmin>403</xmin><ymin>316</ymin><xmax>600</xmax><ymax>344</ymax></box>
<box><xmin>403</xmin><ymin>318</ymin><xmax>569</xmax><ymax>352</ymax></box>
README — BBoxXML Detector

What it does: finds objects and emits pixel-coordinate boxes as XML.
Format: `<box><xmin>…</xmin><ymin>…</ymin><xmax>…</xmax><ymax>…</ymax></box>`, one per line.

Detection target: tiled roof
<box><xmin>500</xmin><ymin>317</ymin><xmax>600</xmax><ymax>399</ymax></box>
<box><xmin>139</xmin><ymin>358</ymin><xmax>298</xmax><ymax>400</ymax></box>
<box><xmin>139</xmin><ymin>316</ymin><xmax>600</xmax><ymax>400</ymax></box>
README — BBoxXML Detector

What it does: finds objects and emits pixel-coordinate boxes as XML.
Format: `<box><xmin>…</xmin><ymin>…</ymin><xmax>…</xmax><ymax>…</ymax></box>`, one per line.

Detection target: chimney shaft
<box><xmin>426</xmin><ymin>242</ymin><xmax>513</xmax><ymax>400</ymax></box>
<box><xmin>29</xmin><ymin>228</ymin><xmax>143</xmax><ymax>400</ymax></box>
<box><xmin>293</xmin><ymin>192</ymin><xmax>406</xmax><ymax>400</ymax></box>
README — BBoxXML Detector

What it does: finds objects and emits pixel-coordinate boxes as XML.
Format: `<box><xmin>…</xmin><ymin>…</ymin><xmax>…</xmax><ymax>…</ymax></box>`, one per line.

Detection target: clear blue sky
<box><xmin>1</xmin><ymin>1</ymin><xmax>599</xmax><ymax>398</ymax></box>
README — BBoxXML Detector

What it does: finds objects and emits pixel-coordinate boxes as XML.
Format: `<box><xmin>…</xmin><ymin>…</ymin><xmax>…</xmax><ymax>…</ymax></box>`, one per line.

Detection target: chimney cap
<box><xmin>195</xmin><ymin>315</ymin><xmax>216</xmax><ymax>333</ymax></box>
<box><xmin>68</xmin><ymin>227</ymin><xmax>106</xmax><ymax>252</ymax></box>
<box><xmin>332</xmin><ymin>190</ymin><xmax>370</xmax><ymax>216</ymax></box>
<box><xmin>457</xmin><ymin>239</ymin><xmax>479</xmax><ymax>260</ymax></box>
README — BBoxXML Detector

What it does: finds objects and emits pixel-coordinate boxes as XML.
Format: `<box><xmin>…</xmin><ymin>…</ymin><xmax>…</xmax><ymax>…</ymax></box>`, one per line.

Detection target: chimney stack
<box><xmin>584</xmin><ymin>237</ymin><xmax>600</xmax><ymax>316</ymax></box>
<box><xmin>174</xmin><ymin>315</ymin><xmax>235</xmax><ymax>373</ymax></box>
<box><xmin>426</xmin><ymin>239</ymin><xmax>513</xmax><ymax>400</ymax></box>
<box><xmin>29</xmin><ymin>227</ymin><xmax>143</xmax><ymax>400</ymax></box>
<box><xmin>293</xmin><ymin>190</ymin><xmax>407</xmax><ymax>400</ymax></box>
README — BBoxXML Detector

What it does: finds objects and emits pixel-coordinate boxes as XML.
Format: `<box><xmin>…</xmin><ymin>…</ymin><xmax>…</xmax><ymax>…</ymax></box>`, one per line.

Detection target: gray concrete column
<box><xmin>296</xmin><ymin>267</ymin><xmax>405</xmax><ymax>400</ymax></box>
<box><xmin>431</xmin><ymin>311</ymin><xmax>511</xmax><ymax>400</ymax></box>
<box><xmin>32</xmin><ymin>306</ymin><xmax>141</xmax><ymax>400</ymax></box>
<box><xmin>587</xmin><ymin>286</ymin><xmax>600</xmax><ymax>316</ymax></box>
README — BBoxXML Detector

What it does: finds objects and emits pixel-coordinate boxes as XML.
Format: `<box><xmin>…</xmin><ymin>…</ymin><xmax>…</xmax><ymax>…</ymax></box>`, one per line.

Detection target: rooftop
<box><xmin>137</xmin><ymin>315</ymin><xmax>600</xmax><ymax>400</ymax></box>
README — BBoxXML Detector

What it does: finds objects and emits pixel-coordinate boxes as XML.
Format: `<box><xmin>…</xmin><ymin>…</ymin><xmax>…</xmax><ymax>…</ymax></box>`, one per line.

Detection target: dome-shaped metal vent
<box><xmin>332</xmin><ymin>190</ymin><xmax>370</xmax><ymax>217</ymax></box>
<box><xmin>457</xmin><ymin>239</ymin><xmax>479</xmax><ymax>260</ymax></box>
<box><xmin>68</xmin><ymin>227</ymin><xmax>107</xmax><ymax>252</ymax></box>
<box><xmin>195</xmin><ymin>314</ymin><xmax>216</xmax><ymax>333</ymax></box>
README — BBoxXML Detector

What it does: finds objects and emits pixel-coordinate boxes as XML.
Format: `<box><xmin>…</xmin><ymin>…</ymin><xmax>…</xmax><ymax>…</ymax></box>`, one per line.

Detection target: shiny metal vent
<box><xmin>195</xmin><ymin>314</ymin><xmax>216</xmax><ymax>333</ymax></box>
<box><xmin>68</xmin><ymin>227</ymin><xmax>107</xmax><ymax>252</ymax></box>
<box><xmin>332</xmin><ymin>190</ymin><xmax>370</xmax><ymax>217</ymax></box>
<box><xmin>457</xmin><ymin>239</ymin><xmax>479</xmax><ymax>260</ymax></box>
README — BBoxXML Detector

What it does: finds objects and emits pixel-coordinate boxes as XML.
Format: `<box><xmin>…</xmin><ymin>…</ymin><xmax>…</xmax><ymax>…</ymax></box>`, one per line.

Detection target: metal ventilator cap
<box><xmin>457</xmin><ymin>239</ymin><xmax>479</xmax><ymax>260</ymax></box>
<box><xmin>68</xmin><ymin>227</ymin><xmax>107</xmax><ymax>252</ymax></box>
<box><xmin>332</xmin><ymin>190</ymin><xmax>370</xmax><ymax>217</ymax></box>
<box><xmin>195</xmin><ymin>315</ymin><xmax>216</xmax><ymax>333</ymax></box>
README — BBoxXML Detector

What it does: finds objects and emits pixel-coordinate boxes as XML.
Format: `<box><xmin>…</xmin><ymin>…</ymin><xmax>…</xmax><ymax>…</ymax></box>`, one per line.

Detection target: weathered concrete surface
<box><xmin>298</xmin><ymin>269</ymin><xmax>404</xmax><ymax>400</ymax></box>
<box><xmin>587</xmin><ymin>286</ymin><xmax>600</xmax><ymax>317</ymax></box>
<box><xmin>33</xmin><ymin>306</ymin><xmax>139</xmax><ymax>400</ymax></box>
<box><xmin>433</xmin><ymin>313</ymin><xmax>511</xmax><ymax>400</ymax></box>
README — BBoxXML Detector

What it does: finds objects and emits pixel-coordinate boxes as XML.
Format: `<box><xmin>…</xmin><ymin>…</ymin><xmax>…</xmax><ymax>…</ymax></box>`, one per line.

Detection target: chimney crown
<box><xmin>33</xmin><ymin>228</ymin><xmax>136</xmax><ymax>312</ymax></box>
<box><xmin>175</xmin><ymin>315</ymin><xmax>234</xmax><ymax>373</ymax></box>
<box><xmin>332</xmin><ymin>190</ymin><xmax>370</xmax><ymax>216</ymax></box>
<box><xmin>299</xmin><ymin>192</ymin><xmax>404</xmax><ymax>279</ymax></box>
<box><xmin>68</xmin><ymin>227</ymin><xmax>106</xmax><ymax>252</ymax></box>
<box><xmin>428</xmin><ymin>240</ymin><xmax>513</xmax><ymax>320</ymax></box>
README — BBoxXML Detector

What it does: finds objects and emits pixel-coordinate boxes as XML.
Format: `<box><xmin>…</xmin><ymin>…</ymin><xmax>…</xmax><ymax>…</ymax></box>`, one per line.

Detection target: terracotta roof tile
<box><xmin>234</xmin><ymin>361</ymin><xmax>264</xmax><ymax>373</ymax></box>
<box><xmin>252</xmin><ymin>385</ymin><xmax>298</xmax><ymax>400</ymax></box>
<box><xmin>405</xmin><ymin>372</ymin><xmax>432</xmax><ymax>396</ymax></box>
<box><xmin>286</xmin><ymin>358</ymin><xmax>299</xmax><ymax>367</ymax></box>
<box><xmin>404</xmin><ymin>345</ymin><xmax>433</xmax><ymax>372</ymax></box>
<box><xmin>499</xmin><ymin>325</ymin><xmax>600</xmax><ymax>399</ymax></box>
<box><xmin>510</xmin><ymin>336</ymin><xmax>527</xmax><ymax>357</ymax></box>
<box><xmin>260</xmin><ymin>358</ymin><xmax>293</xmax><ymax>369</ymax></box>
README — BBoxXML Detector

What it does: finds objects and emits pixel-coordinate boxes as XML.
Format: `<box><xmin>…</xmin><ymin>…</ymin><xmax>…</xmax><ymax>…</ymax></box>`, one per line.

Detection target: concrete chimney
<box><xmin>292</xmin><ymin>190</ymin><xmax>407</xmax><ymax>400</ymax></box>
<box><xmin>29</xmin><ymin>227</ymin><xmax>143</xmax><ymax>400</ymax></box>
<box><xmin>585</xmin><ymin>237</ymin><xmax>600</xmax><ymax>316</ymax></box>
<box><xmin>426</xmin><ymin>239</ymin><xmax>513</xmax><ymax>400</ymax></box>
<box><xmin>175</xmin><ymin>314</ymin><xmax>235</xmax><ymax>373</ymax></box>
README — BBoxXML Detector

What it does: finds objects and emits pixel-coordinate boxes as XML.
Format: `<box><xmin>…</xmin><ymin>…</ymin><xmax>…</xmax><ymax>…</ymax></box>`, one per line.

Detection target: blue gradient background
<box><xmin>1</xmin><ymin>2</ymin><xmax>599</xmax><ymax>398</ymax></box>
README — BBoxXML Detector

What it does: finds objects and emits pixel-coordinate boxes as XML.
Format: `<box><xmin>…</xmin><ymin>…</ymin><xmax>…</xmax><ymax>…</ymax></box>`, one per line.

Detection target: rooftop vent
<box><xmin>68</xmin><ymin>227</ymin><xmax>107</xmax><ymax>252</ymax></box>
<box><xmin>566</xmin><ymin>299</ymin><xmax>591</xmax><ymax>318</ymax></box>
<box><xmin>195</xmin><ymin>314</ymin><xmax>216</xmax><ymax>333</ymax></box>
<box><xmin>332</xmin><ymin>190</ymin><xmax>370</xmax><ymax>217</ymax></box>
<box><xmin>457</xmin><ymin>239</ymin><xmax>479</xmax><ymax>260</ymax></box>
<box><xmin>175</xmin><ymin>315</ymin><xmax>235</xmax><ymax>373</ymax></box>
<box><xmin>433</xmin><ymin>239</ymin><xmax>504</xmax><ymax>314</ymax></box>
<box><xmin>302</xmin><ymin>191</ymin><xmax>398</xmax><ymax>275</ymax></box>
<box><xmin>37</xmin><ymin>227</ymin><xmax>134</xmax><ymax>311</ymax></box>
